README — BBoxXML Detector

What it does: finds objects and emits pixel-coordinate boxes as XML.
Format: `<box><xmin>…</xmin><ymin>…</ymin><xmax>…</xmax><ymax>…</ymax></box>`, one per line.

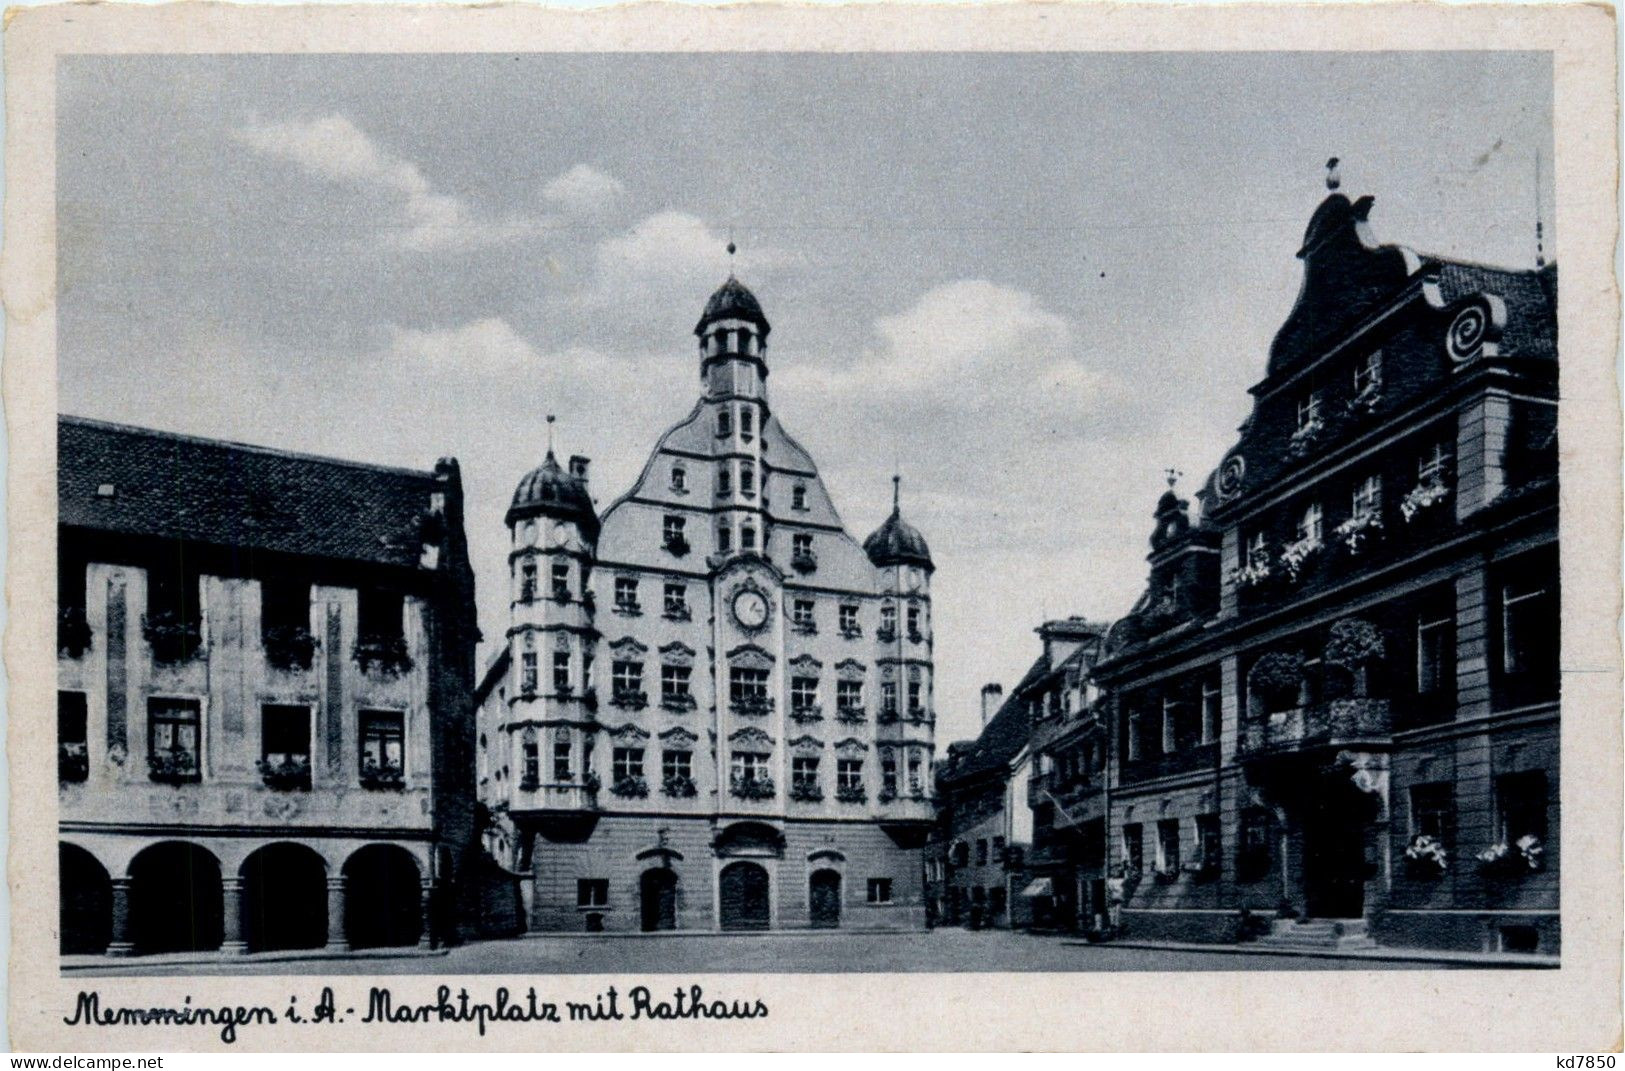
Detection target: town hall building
<box><xmin>475</xmin><ymin>272</ymin><xmax>938</xmax><ymax>933</ymax></box>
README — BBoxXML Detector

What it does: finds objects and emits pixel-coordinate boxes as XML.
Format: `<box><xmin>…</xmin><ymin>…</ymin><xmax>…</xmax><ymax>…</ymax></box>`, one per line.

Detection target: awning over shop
<box><xmin>1019</xmin><ymin>878</ymin><xmax>1054</xmax><ymax>898</ymax></box>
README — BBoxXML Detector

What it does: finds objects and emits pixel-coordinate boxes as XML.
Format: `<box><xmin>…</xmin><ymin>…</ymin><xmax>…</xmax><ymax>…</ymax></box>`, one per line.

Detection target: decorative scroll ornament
<box><xmin>1446</xmin><ymin>303</ymin><xmax>1489</xmax><ymax>363</ymax></box>
<box><xmin>1216</xmin><ymin>454</ymin><xmax>1246</xmax><ymax>501</ymax></box>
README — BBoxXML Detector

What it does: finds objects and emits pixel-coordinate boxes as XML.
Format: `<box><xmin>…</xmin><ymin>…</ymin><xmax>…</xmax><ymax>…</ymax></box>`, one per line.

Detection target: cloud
<box><xmin>233</xmin><ymin>114</ymin><xmax>547</xmax><ymax>252</ymax></box>
<box><xmin>542</xmin><ymin>164</ymin><xmax>626</xmax><ymax>217</ymax></box>
<box><xmin>384</xmin><ymin>317</ymin><xmax>545</xmax><ymax>373</ymax></box>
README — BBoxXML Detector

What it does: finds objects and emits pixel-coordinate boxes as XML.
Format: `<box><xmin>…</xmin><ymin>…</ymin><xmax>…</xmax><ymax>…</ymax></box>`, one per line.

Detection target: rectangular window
<box><xmin>519</xmin><ymin>559</ymin><xmax>538</xmax><ymax>603</ymax></box>
<box><xmin>730</xmin><ymin>666</ymin><xmax>769</xmax><ymax>704</ymax></box>
<box><xmin>717</xmin><ymin>524</ymin><xmax>733</xmax><ymax>553</ymax></box>
<box><xmin>837</xmin><ymin>680</ymin><xmax>863</xmax><ymax>713</ymax></box>
<box><xmin>792</xmin><ymin>532</ymin><xmax>813</xmax><ymax>557</ymax></box>
<box><xmin>717</xmin><ymin>468</ymin><xmax>732</xmax><ymax>496</ymax></box>
<box><xmin>907</xmin><ymin>605</ymin><xmax>921</xmax><ymax>636</ymax></box>
<box><xmin>612</xmin><ymin>660</ymin><xmax>643</xmax><ymax>698</ymax></box>
<box><xmin>1123</xmin><ymin>824</ymin><xmax>1144</xmax><ymax>875</ymax></box>
<box><xmin>880</xmin><ymin>603</ymin><xmax>897</xmax><ymax>633</ymax></box>
<box><xmin>1410</xmin><ymin>782</ymin><xmax>1455</xmax><ymax>846</ymax></box>
<box><xmin>520</xmin><ymin>650</ymin><xmax>538</xmax><ymax>694</ymax></box>
<box><xmin>662</xmin><ymin>663</ymin><xmax>692</xmax><ymax>701</ymax></box>
<box><xmin>662</xmin><ymin>749</ymin><xmax>692</xmax><ymax>781</ymax></box>
<box><xmin>716</xmin><ymin>410</ymin><xmax>732</xmax><ymax>438</ymax></box>
<box><xmin>577</xmin><ymin>879</ymin><xmax>609</xmax><ymax>908</ymax></box>
<box><xmin>839</xmin><ymin>604</ymin><xmax>859</xmax><ymax>634</ymax></box>
<box><xmin>671</xmin><ymin>465</ymin><xmax>687</xmax><ymax>493</ymax></box>
<box><xmin>730</xmin><ymin>751</ymin><xmax>770</xmax><ymax>781</ymax></box>
<box><xmin>549</xmin><ymin>561</ymin><xmax>570</xmax><ymax>601</ymax></box>
<box><xmin>1201</xmin><ymin>674</ymin><xmax>1222</xmax><ymax>744</ymax></box>
<box><xmin>614</xmin><ymin>576</ymin><xmax>639</xmax><ymax>611</ymax></box>
<box><xmin>356</xmin><ymin>588</ymin><xmax>404</xmax><ymax>644</ymax></box>
<box><xmin>907</xmin><ymin>680</ymin><xmax>923</xmax><ymax>714</ymax></box>
<box><xmin>612</xmin><ymin>746</ymin><xmax>644</xmax><ymax>781</ymax></box>
<box><xmin>1417</xmin><ymin>603</ymin><xmax>1456</xmax><ymax>698</ymax></box>
<box><xmin>1354</xmin><ymin>350</ymin><xmax>1383</xmax><ymax>393</ymax></box>
<box><xmin>882</xmin><ymin>757</ymin><xmax>898</xmax><ymax>796</ymax></box>
<box><xmin>880</xmin><ymin>681</ymin><xmax>899</xmax><ymax>715</ymax></box>
<box><xmin>58</xmin><ymin>691</ymin><xmax>88</xmax><ymax>781</ymax></box>
<box><xmin>663</xmin><ymin>515</ymin><xmax>686</xmax><ymax>547</ymax></box>
<box><xmin>975</xmin><ymin>839</ymin><xmax>988</xmax><ymax>866</ymax></box>
<box><xmin>553</xmin><ymin>738</ymin><xmax>572</xmax><ymax>781</ymax></box>
<box><xmin>359</xmin><ymin>709</ymin><xmax>404</xmax><ymax>776</ymax></box>
<box><xmin>1419</xmin><ymin>441</ymin><xmax>1451</xmax><ymax>484</ymax></box>
<box><xmin>1297</xmin><ymin>502</ymin><xmax>1324</xmax><ymax>545</ymax></box>
<box><xmin>1496</xmin><ymin>771</ymin><xmax>1549</xmax><ymax>844</ymax></box>
<box><xmin>147</xmin><ymin>697</ymin><xmax>201</xmax><ymax>778</ymax></box>
<box><xmin>792</xmin><ymin>756</ymin><xmax>819</xmax><ymax>787</ymax></box>
<box><xmin>1352</xmin><ymin>474</ymin><xmax>1382</xmax><ymax>519</ymax></box>
<box><xmin>1126</xmin><ymin>708</ymin><xmax>1143</xmax><ymax>763</ymax></box>
<box><xmin>552</xmin><ymin>650</ymin><xmax>571</xmax><ymax>693</ymax></box>
<box><xmin>1502</xmin><ymin>576</ymin><xmax>1559</xmax><ymax>681</ymax></box>
<box><xmin>740</xmin><ymin>462</ymin><xmax>756</xmax><ymax>498</ymax></box>
<box><xmin>664</xmin><ymin>582</ymin><xmax>688</xmax><ymax>616</ymax></box>
<box><xmin>837</xmin><ymin>757</ymin><xmax>863</xmax><ymax>789</ymax></box>
<box><xmin>1157</xmin><ymin>819</ymin><xmax>1182</xmax><ymax>874</ymax></box>
<box><xmin>791</xmin><ymin>676</ymin><xmax>819</xmax><ymax>711</ymax></box>
<box><xmin>867</xmin><ymin>878</ymin><xmax>892</xmax><ymax>904</ymax></box>
<box><xmin>741</xmin><ymin>524</ymin><xmax>757</xmax><ymax>551</ymax></box>
<box><xmin>739</xmin><ymin>408</ymin><xmax>754</xmax><ymax>442</ymax></box>
<box><xmin>1196</xmin><ymin>813</ymin><xmax>1221</xmax><ymax>869</ymax></box>
<box><xmin>792</xmin><ymin>484</ymin><xmax>808</xmax><ymax>510</ymax></box>
<box><xmin>792</xmin><ymin>598</ymin><xmax>815</xmax><ymax>627</ymax></box>
<box><xmin>260</xmin><ymin>703</ymin><xmax>310</xmax><ymax>765</ymax></box>
<box><xmin>992</xmin><ymin>835</ymin><xmax>1006</xmax><ymax>862</ymax></box>
<box><xmin>522</xmin><ymin>739</ymin><xmax>539</xmax><ymax>785</ymax></box>
<box><xmin>907</xmin><ymin>755</ymin><xmax>922</xmax><ymax>795</ymax></box>
<box><xmin>1297</xmin><ymin>391</ymin><xmax>1322</xmax><ymax>429</ymax></box>
<box><xmin>1239</xmin><ymin>807</ymin><xmax>1271</xmax><ymax>882</ymax></box>
<box><xmin>1161</xmin><ymin>696</ymin><xmax>1179</xmax><ymax>754</ymax></box>
<box><xmin>259</xmin><ymin>577</ymin><xmax>310</xmax><ymax>636</ymax></box>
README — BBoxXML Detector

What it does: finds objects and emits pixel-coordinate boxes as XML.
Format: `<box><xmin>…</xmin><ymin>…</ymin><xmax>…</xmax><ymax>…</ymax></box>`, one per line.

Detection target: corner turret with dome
<box><xmin>474</xmin><ymin>246</ymin><xmax>940</xmax><ymax>935</ymax></box>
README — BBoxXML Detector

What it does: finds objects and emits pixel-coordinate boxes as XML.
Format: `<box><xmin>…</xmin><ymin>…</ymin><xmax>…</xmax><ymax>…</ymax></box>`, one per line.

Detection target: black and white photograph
<box><xmin>5</xmin><ymin>1</ymin><xmax>1619</xmax><ymax>1053</ymax></box>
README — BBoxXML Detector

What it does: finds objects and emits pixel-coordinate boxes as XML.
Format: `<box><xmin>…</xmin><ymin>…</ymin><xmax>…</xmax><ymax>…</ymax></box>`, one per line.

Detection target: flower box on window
<box><xmin>1226</xmin><ymin>547</ymin><xmax>1275</xmax><ymax>591</ymax></box>
<box><xmin>661</xmin><ymin>693</ymin><xmax>698</xmax><ymax>713</ymax></box>
<box><xmin>263</xmin><ymin>624</ymin><xmax>316</xmax><ymax>671</ymax></box>
<box><xmin>790</xmin><ymin>780</ymin><xmax>824</xmax><ymax>802</ymax></box>
<box><xmin>611</xmin><ymin>775</ymin><xmax>649</xmax><ymax>799</ymax></box>
<box><xmin>877</xmin><ymin>787</ymin><xmax>897</xmax><ymax>804</ymax></box>
<box><xmin>732</xmin><ymin>695</ymin><xmax>774</xmax><ymax>717</ymax></box>
<box><xmin>1183</xmin><ymin>859</ymin><xmax>1221</xmax><ymax>882</ymax></box>
<box><xmin>610</xmin><ymin>689</ymin><xmax>649</xmax><ymax>711</ymax></box>
<box><xmin>730</xmin><ymin>774</ymin><xmax>775</xmax><ymax>800</ymax></box>
<box><xmin>1278</xmin><ymin>536</ymin><xmax>1322</xmax><ymax>582</ymax></box>
<box><xmin>257</xmin><ymin>754</ymin><xmax>312</xmax><ymax>791</ymax></box>
<box><xmin>839</xmin><ymin>624</ymin><xmax>862</xmax><ymax>640</ymax></box>
<box><xmin>359</xmin><ymin>758</ymin><xmax>405</xmax><ymax>790</ymax></box>
<box><xmin>836</xmin><ymin>706</ymin><xmax>866</xmax><ymax>724</ymax></box>
<box><xmin>1400</xmin><ymin>480</ymin><xmax>1451</xmax><ymax>522</ymax></box>
<box><xmin>790</xmin><ymin>705</ymin><xmax>823</xmax><ymax>723</ymax></box>
<box><xmin>147</xmin><ymin>749</ymin><xmax>199</xmax><ymax>785</ymax></box>
<box><xmin>664</xmin><ymin>535</ymin><xmax>691</xmax><ymax>558</ymax></box>
<box><xmin>791</xmin><ymin>620</ymin><xmax>818</xmax><ymax>636</ymax></box>
<box><xmin>519</xmin><ymin>773</ymin><xmax>540</xmax><ymax>792</ymax></box>
<box><xmin>907</xmin><ymin>629</ymin><xmax>926</xmax><ymax>644</ymax></box>
<box><xmin>1287</xmin><ymin>415</ymin><xmax>1326</xmax><ymax>459</ymax></box>
<box><xmin>662</xmin><ymin>774</ymin><xmax>697</xmax><ymax>798</ymax></box>
<box><xmin>1404</xmin><ymin>834</ymin><xmax>1449</xmax><ymax>877</ymax></box>
<box><xmin>1477</xmin><ymin>834</ymin><xmax>1544</xmax><ymax>877</ymax></box>
<box><xmin>354</xmin><ymin>634</ymin><xmax>413</xmax><ymax>676</ymax></box>
<box><xmin>877</xmin><ymin>708</ymin><xmax>900</xmax><ymax>725</ymax></box>
<box><xmin>663</xmin><ymin>605</ymin><xmax>692</xmax><ymax>622</ymax></box>
<box><xmin>1333</xmin><ymin>512</ymin><xmax>1383</xmax><ymax>555</ymax></box>
<box><xmin>550</xmin><ymin>589</ymin><xmax>571</xmax><ymax>605</ymax></box>
<box><xmin>580</xmin><ymin>688</ymin><xmax>599</xmax><ymax>712</ymax></box>
<box><xmin>791</xmin><ymin>550</ymin><xmax>818</xmax><ymax>574</ymax></box>
<box><xmin>58</xmin><ymin>742</ymin><xmax>88</xmax><ymax>783</ymax></box>
<box><xmin>835</xmin><ymin>783</ymin><xmax>867</xmax><ymax>803</ymax></box>
<box><xmin>613</xmin><ymin>601</ymin><xmax>643</xmax><ymax>617</ymax></box>
<box><xmin>58</xmin><ymin>607</ymin><xmax>93</xmax><ymax>659</ymax></box>
<box><xmin>1345</xmin><ymin>381</ymin><xmax>1383</xmax><ymax>417</ymax></box>
<box><xmin>876</xmin><ymin>626</ymin><xmax>897</xmax><ymax>643</ymax></box>
<box><xmin>144</xmin><ymin>611</ymin><xmax>203</xmax><ymax>663</ymax></box>
<box><xmin>905</xmin><ymin>709</ymin><xmax>931</xmax><ymax>725</ymax></box>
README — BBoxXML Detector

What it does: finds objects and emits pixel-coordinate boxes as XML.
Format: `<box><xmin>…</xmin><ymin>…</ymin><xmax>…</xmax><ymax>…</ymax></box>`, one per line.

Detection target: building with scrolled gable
<box><xmin>475</xmin><ymin>273</ymin><xmax>938</xmax><ymax>932</ymax></box>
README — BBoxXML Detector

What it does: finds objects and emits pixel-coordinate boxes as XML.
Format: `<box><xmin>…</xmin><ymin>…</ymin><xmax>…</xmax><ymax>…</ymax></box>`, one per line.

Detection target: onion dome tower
<box><xmin>863</xmin><ymin>476</ymin><xmax>934</xmax><ymax>572</ymax></box>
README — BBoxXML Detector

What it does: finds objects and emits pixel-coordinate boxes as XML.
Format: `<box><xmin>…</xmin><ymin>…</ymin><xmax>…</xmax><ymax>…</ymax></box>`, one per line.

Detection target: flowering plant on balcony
<box><xmin>835</xmin><ymin>782</ymin><xmax>867</xmax><ymax>803</ymax></box>
<box><xmin>730</xmin><ymin>774</ymin><xmax>775</xmax><ymax>800</ymax></box>
<box><xmin>1477</xmin><ymin>834</ymin><xmax>1544</xmax><ymax>876</ymax></box>
<box><xmin>1333</xmin><ymin>511</ymin><xmax>1383</xmax><ymax>555</ymax></box>
<box><xmin>1248</xmin><ymin>651</ymin><xmax>1304</xmax><ymax>712</ymax></box>
<box><xmin>257</xmin><ymin>754</ymin><xmax>311</xmax><ymax>791</ymax></box>
<box><xmin>1278</xmin><ymin>534</ymin><xmax>1323</xmax><ymax>582</ymax></box>
<box><xmin>789</xmin><ymin>780</ymin><xmax>824</xmax><ymax>802</ymax></box>
<box><xmin>790</xmin><ymin>704</ymin><xmax>823</xmax><ymax>723</ymax></box>
<box><xmin>1400</xmin><ymin>479</ymin><xmax>1451</xmax><ymax>522</ymax></box>
<box><xmin>354</xmin><ymin>634</ymin><xmax>413</xmax><ymax>676</ymax></box>
<box><xmin>59</xmin><ymin>607</ymin><xmax>93</xmax><ymax>659</ymax></box>
<box><xmin>1404</xmin><ymin>834</ymin><xmax>1449</xmax><ymax>877</ymax></box>
<box><xmin>144</xmin><ymin>611</ymin><xmax>203</xmax><ymax>663</ymax></box>
<box><xmin>610</xmin><ymin>775</ymin><xmax>649</xmax><ymax>798</ymax></box>
<box><xmin>661</xmin><ymin>692</ymin><xmax>697</xmax><ymax>713</ymax></box>
<box><xmin>263</xmin><ymin>624</ymin><xmax>316</xmax><ymax>671</ymax></box>
<box><xmin>1225</xmin><ymin>547</ymin><xmax>1275</xmax><ymax>591</ymax></box>
<box><xmin>359</xmin><ymin>757</ymin><xmax>405</xmax><ymax>790</ymax></box>
<box><xmin>58</xmin><ymin>741</ymin><xmax>89</xmax><ymax>783</ymax></box>
<box><xmin>731</xmin><ymin>695</ymin><xmax>774</xmax><ymax>717</ymax></box>
<box><xmin>1287</xmin><ymin>414</ymin><xmax>1326</xmax><ymax>458</ymax></box>
<box><xmin>662</xmin><ymin>773</ymin><xmax>697</xmax><ymax>798</ymax></box>
<box><xmin>147</xmin><ymin>748</ymin><xmax>199</xmax><ymax>784</ymax></box>
<box><xmin>610</xmin><ymin>689</ymin><xmax>648</xmax><ymax>711</ymax></box>
<box><xmin>835</xmin><ymin>704</ymin><xmax>866</xmax><ymax>723</ymax></box>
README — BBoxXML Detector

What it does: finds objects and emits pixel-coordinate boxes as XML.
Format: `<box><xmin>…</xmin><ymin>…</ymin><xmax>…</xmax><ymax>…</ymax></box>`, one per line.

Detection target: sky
<box><xmin>56</xmin><ymin>51</ymin><xmax>1553</xmax><ymax>748</ymax></box>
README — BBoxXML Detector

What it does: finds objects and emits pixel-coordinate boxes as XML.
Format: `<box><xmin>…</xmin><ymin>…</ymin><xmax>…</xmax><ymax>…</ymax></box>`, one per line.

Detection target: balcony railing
<box><xmin>1239</xmin><ymin>699</ymin><xmax>1392</xmax><ymax>757</ymax></box>
<box><xmin>1119</xmin><ymin>742</ymin><xmax>1219</xmax><ymax>784</ymax></box>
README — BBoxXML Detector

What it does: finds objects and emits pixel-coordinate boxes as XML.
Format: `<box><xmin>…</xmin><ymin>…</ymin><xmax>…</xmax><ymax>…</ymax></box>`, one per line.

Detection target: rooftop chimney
<box><xmin>568</xmin><ymin>455</ymin><xmax>590</xmax><ymax>482</ymax></box>
<box><xmin>980</xmin><ymin>683</ymin><xmax>1004</xmax><ymax>726</ymax></box>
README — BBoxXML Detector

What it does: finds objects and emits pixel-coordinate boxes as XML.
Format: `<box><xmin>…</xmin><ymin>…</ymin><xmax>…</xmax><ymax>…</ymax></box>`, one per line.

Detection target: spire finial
<box><xmin>727</xmin><ymin>228</ymin><xmax>737</xmax><ymax>274</ymax></box>
<box><xmin>1325</xmin><ymin>156</ymin><xmax>1341</xmax><ymax>191</ymax></box>
<box><xmin>1535</xmin><ymin>148</ymin><xmax>1546</xmax><ymax>268</ymax></box>
<box><xmin>892</xmin><ymin>473</ymin><xmax>902</xmax><ymax>511</ymax></box>
<box><xmin>546</xmin><ymin>414</ymin><xmax>556</xmax><ymax>456</ymax></box>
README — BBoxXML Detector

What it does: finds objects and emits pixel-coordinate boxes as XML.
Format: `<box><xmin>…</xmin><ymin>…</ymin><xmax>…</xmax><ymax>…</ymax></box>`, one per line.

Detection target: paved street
<box><xmin>69</xmin><ymin>928</ymin><xmax>1463</xmax><ymax>977</ymax></box>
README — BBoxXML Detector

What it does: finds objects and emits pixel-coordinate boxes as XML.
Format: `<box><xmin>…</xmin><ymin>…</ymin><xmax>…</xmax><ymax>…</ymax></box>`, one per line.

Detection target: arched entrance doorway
<box><xmin>809</xmin><ymin>869</ymin><xmax>841</xmax><ymax>928</ymax></box>
<box><xmin>719</xmin><ymin>861</ymin><xmax>770</xmax><ymax>931</ymax></box>
<box><xmin>129</xmin><ymin>842</ymin><xmax>223</xmax><ymax>954</ymax></box>
<box><xmin>640</xmin><ymin>869</ymin><xmax>678</xmax><ymax>932</ymax></box>
<box><xmin>60</xmin><ymin>843</ymin><xmax>111</xmax><ymax>955</ymax></box>
<box><xmin>343</xmin><ymin>845</ymin><xmax>421</xmax><ymax>949</ymax></box>
<box><xmin>241</xmin><ymin>843</ymin><xmax>327</xmax><ymax>952</ymax></box>
<box><xmin>1302</xmin><ymin>772</ymin><xmax>1382</xmax><ymax>919</ymax></box>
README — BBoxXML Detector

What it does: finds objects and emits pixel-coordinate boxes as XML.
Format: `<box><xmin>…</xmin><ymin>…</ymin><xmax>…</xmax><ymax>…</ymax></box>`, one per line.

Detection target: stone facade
<box><xmin>476</xmin><ymin>274</ymin><xmax>937</xmax><ymax>933</ymax></box>
<box><xmin>1092</xmin><ymin>183</ymin><xmax>1560</xmax><ymax>955</ymax></box>
<box><xmin>57</xmin><ymin>417</ymin><xmax>479</xmax><ymax>958</ymax></box>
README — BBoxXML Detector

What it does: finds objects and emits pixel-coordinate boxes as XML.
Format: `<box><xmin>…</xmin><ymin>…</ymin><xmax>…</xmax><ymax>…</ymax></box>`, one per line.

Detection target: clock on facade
<box><xmin>732</xmin><ymin>589</ymin><xmax>770</xmax><ymax>630</ymax></box>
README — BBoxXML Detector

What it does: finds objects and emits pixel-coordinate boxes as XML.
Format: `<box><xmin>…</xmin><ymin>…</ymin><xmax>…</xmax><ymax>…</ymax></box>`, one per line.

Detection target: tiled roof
<box><xmin>59</xmin><ymin>416</ymin><xmax>444</xmax><ymax>569</ymax></box>
<box><xmin>1431</xmin><ymin>259</ymin><xmax>1557</xmax><ymax>360</ymax></box>
<box><xmin>939</xmin><ymin>654</ymin><xmax>1050</xmax><ymax>784</ymax></box>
